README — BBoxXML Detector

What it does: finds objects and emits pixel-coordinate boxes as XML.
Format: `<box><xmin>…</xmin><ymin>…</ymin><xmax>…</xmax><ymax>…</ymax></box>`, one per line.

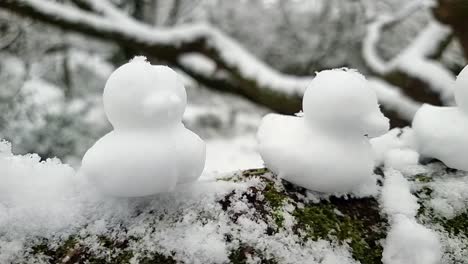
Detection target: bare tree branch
<box><xmin>363</xmin><ymin>0</ymin><xmax>455</xmax><ymax>105</ymax></box>
<box><xmin>433</xmin><ymin>0</ymin><xmax>468</xmax><ymax>59</ymax></box>
<box><xmin>0</xmin><ymin>0</ymin><xmax>434</xmax><ymax>124</ymax></box>
<box><xmin>0</xmin><ymin>0</ymin><xmax>309</xmax><ymax>114</ymax></box>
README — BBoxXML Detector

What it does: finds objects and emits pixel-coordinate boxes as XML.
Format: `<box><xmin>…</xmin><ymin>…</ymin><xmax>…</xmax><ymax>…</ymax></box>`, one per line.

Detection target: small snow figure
<box><xmin>257</xmin><ymin>69</ymin><xmax>389</xmax><ymax>193</ymax></box>
<box><xmin>80</xmin><ymin>56</ymin><xmax>205</xmax><ymax>197</ymax></box>
<box><xmin>412</xmin><ymin>65</ymin><xmax>468</xmax><ymax>171</ymax></box>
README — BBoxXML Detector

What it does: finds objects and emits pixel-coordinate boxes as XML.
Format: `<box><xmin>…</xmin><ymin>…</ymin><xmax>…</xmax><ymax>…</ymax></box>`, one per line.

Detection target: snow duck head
<box><xmin>103</xmin><ymin>56</ymin><xmax>187</xmax><ymax>130</ymax></box>
<box><xmin>303</xmin><ymin>69</ymin><xmax>389</xmax><ymax>137</ymax></box>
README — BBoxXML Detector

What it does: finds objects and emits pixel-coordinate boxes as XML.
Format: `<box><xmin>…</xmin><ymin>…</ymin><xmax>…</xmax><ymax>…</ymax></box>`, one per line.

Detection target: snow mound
<box><xmin>258</xmin><ymin>69</ymin><xmax>389</xmax><ymax>193</ymax></box>
<box><xmin>412</xmin><ymin>65</ymin><xmax>468</xmax><ymax>171</ymax></box>
<box><xmin>0</xmin><ymin>140</ymin><xmax>85</xmax><ymax>261</ymax></box>
<box><xmin>381</xmin><ymin>169</ymin><xmax>419</xmax><ymax>218</ymax></box>
<box><xmin>80</xmin><ymin>57</ymin><xmax>206</xmax><ymax>196</ymax></box>
<box><xmin>0</xmin><ymin>138</ymin><xmax>465</xmax><ymax>263</ymax></box>
<box><xmin>382</xmin><ymin>215</ymin><xmax>441</xmax><ymax>264</ymax></box>
<box><xmin>381</xmin><ymin>169</ymin><xmax>441</xmax><ymax>264</ymax></box>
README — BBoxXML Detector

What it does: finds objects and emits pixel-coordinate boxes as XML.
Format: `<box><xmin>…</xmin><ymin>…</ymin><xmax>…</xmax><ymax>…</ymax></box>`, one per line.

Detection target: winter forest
<box><xmin>0</xmin><ymin>0</ymin><xmax>467</xmax><ymax>263</ymax></box>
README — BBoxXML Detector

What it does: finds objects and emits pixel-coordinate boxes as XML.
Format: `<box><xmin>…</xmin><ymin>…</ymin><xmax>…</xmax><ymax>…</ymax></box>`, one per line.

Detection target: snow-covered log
<box><xmin>2</xmin><ymin>165</ymin><xmax>467</xmax><ymax>264</ymax></box>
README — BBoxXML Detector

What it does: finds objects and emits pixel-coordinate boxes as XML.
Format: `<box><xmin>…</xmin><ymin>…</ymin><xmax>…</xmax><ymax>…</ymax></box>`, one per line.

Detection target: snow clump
<box><xmin>381</xmin><ymin>169</ymin><xmax>441</xmax><ymax>264</ymax></box>
<box><xmin>412</xmin><ymin>64</ymin><xmax>468</xmax><ymax>171</ymax></box>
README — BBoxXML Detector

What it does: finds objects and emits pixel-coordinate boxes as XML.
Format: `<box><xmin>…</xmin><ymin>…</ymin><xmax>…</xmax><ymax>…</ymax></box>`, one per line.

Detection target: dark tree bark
<box><xmin>433</xmin><ymin>0</ymin><xmax>468</xmax><ymax>60</ymax></box>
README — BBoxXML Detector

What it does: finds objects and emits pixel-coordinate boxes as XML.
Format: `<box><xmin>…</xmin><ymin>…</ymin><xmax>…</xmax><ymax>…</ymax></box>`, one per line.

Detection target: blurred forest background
<box><xmin>0</xmin><ymin>0</ymin><xmax>467</xmax><ymax>175</ymax></box>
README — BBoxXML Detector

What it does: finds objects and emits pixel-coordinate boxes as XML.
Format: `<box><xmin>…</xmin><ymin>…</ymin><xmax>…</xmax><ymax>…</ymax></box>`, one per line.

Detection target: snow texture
<box><xmin>80</xmin><ymin>57</ymin><xmax>206</xmax><ymax>196</ymax></box>
<box><xmin>382</xmin><ymin>215</ymin><xmax>441</xmax><ymax>264</ymax></box>
<box><xmin>0</xmin><ymin>140</ymin><xmax>86</xmax><ymax>261</ymax></box>
<box><xmin>370</xmin><ymin>128</ymin><xmax>421</xmax><ymax>172</ymax></box>
<box><xmin>381</xmin><ymin>169</ymin><xmax>441</xmax><ymax>264</ymax></box>
<box><xmin>258</xmin><ymin>69</ymin><xmax>389</xmax><ymax>193</ymax></box>
<box><xmin>412</xmin><ymin>65</ymin><xmax>468</xmax><ymax>171</ymax></box>
<box><xmin>381</xmin><ymin>169</ymin><xmax>419</xmax><ymax>218</ymax></box>
<box><xmin>423</xmin><ymin>167</ymin><xmax>468</xmax><ymax>218</ymax></box>
<box><xmin>0</xmin><ymin>139</ymin><xmax>359</xmax><ymax>263</ymax></box>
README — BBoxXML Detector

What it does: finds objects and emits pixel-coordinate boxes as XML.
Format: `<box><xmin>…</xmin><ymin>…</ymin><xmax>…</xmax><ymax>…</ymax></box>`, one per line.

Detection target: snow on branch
<box><xmin>368</xmin><ymin>78</ymin><xmax>421</xmax><ymax>121</ymax></box>
<box><xmin>0</xmin><ymin>0</ymin><xmax>314</xmax><ymax>114</ymax></box>
<box><xmin>2</xmin><ymin>0</ymin><xmax>310</xmax><ymax>94</ymax></box>
<box><xmin>363</xmin><ymin>0</ymin><xmax>455</xmax><ymax>103</ymax></box>
<box><xmin>0</xmin><ymin>0</ymin><xmax>420</xmax><ymax>121</ymax></box>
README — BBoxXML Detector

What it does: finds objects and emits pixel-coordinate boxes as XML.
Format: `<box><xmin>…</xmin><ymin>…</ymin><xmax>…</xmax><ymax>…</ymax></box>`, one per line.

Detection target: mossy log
<box><xmin>20</xmin><ymin>166</ymin><xmax>468</xmax><ymax>264</ymax></box>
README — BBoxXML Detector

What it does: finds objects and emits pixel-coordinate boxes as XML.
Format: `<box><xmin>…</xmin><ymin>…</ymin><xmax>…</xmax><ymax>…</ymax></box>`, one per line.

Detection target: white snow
<box><xmin>381</xmin><ymin>169</ymin><xmax>441</xmax><ymax>264</ymax></box>
<box><xmin>80</xmin><ymin>57</ymin><xmax>206</xmax><ymax>196</ymax></box>
<box><xmin>412</xmin><ymin>65</ymin><xmax>468</xmax><ymax>171</ymax></box>
<box><xmin>202</xmin><ymin>135</ymin><xmax>263</xmax><ymax>178</ymax></box>
<box><xmin>423</xmin><ymin>169</ymin><xmax>468</xmax><ymax>219</ymax></box>
<box><xmin>0</xmin><ymin>140</ymin><xmax>86</xmax><ymax>261</ymax></box>
<box><xmin>455</xmin><ymin>65</ymin><xmax>468</xmax><ymax>114</ymax></box>
<box><xmin>370</xmin><ymin>127</ymin><xmax>425</xmax><ymax>175</ymax></box>
<box><xmin>384</xmin><ymin>148</ymin><xmax>419</xmax><ymax>171</ymax></box>
<box><xmin>382</xmin><ymin>215</ymin><xmax>441</xmax><ymax>264</ymax></box>
<box><xmin>381</xmin><ymin>169</ymin><xmax>419</xmax><ymax>218</ymax></box>
<box><xmin>0</xmin><ymin>138</ymin><xmax>360</xmax><ymax>263</ymax></box>
<box><xmin>258</xmin><ymin>69</ymin><xmax>389</xmax><ymax>193</ymax></box>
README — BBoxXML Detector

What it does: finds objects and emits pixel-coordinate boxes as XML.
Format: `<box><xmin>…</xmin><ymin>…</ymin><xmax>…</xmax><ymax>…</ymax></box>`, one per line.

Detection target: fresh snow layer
<box><xmin>382</xmin><ymin>215</ymin><xmax>441</xmax><ymax>264</ymax></box>
<box><xmin>384</xmin><ymin>148</ymin><xmax>419</xmax><ymax>171</ymax></box>
<box><xmin>80</xmin><ymin>57</ymin><xmax>205</xmax><ymax>196</ymax></box>
<box><xmin>258</xmin><ymin>69</ymin><xmax>389</xmax><ymax>193</ymax></box>
<box><xmin>381</xmin><ymin>169</ymin><xmax>441</xmax><ymax>264</ymax></box>
<box><xmin>0</xmin><ymin>139</ymin><xmax>360</xmax><ymax>264</ymax></box>
<box><xmin>412</xmin><ymin>65</ymin><xmax>468</xmax><ymax>171</ymax></box>
<box><xmin>381</xmin><ymin>169</ymin><xmax>419</xmax><ymax>218</ymax></box>
<box><xmin>370</xmin><ymin>128</ymin><xmax>421</xmax><ymax>172</ymax></box>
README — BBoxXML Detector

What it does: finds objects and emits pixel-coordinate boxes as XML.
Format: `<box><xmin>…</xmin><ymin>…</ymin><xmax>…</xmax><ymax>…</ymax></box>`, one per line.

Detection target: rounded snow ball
<box><xmin>103</xmin><ymin>56</ymin><xmax>187</xmax><ymax>129</ymax></box>
<box><xmin>80</xmin><ymin>56</ymin><xmax>205</xmax><ymax>197</ymax></box>
<box><xmin>303</xmin><ymin>69</ymin><xmax>389</xmax><ymax>137</ymax></box>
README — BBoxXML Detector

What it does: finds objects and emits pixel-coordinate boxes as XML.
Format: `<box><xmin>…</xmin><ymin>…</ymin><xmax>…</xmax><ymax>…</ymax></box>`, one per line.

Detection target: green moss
<box><xmin>31</xmin><ymin>242</ymin><xmax>49</xmax><ymax>255</ymax></box>
<box><xmin>261</xmin><ymin>181</ymin><xmax>289</xmax><ymax>229</ymax></box>
<box><xmin>293</xmin><ymin>205</ymin><xmax>338</xmax><ymax>240</ymax></box>
<box><xmin>263</xmin><ymin>182</ymin><xmax>287</xmax><ymax>209</ymax></box>
<box><xmin>228</xmin><ymin>246</ymin><xmax>278</xmax><ymax>264</ymax></box>
<box><xmin>243</xmin><ymin>168</ymin><xmax>269</xmax><ymax>177</ymax></box>
<box><xmin>29</xmin><ymin>235</ymin><xmax>177</xmax><ymax>264</ymax></box>
<box><xmin>414</xmin><ymin>174</ymin><xmax>433</xmax><ymax>183</ymax></box>
<box><xmin>434</xmin><ymin>211</ymin><xmax>468</xmax><ymax>237</ymax></box>
<box><xmin>30</xmin><ymin>237</ymin><xmax>80</xmax><ymax>263</ymax></box>
<box><xmin>139</xmin><ymin>253</ymin><xmax>176</xmax><ymax>264</ymax></box>
<box><xmin>271</xmin><ymin>209</ymin><xmax>285</xmax><ymax>228</ymax></box>
<box><xmin>55</xmin><ymin>237</ymin><xmax>79</xmax><ymax>257</ymax></box>
<box><xmin>293</xmin><ymin>200</ymin><xmax>386</xmax><ymax>264</ymax></box>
